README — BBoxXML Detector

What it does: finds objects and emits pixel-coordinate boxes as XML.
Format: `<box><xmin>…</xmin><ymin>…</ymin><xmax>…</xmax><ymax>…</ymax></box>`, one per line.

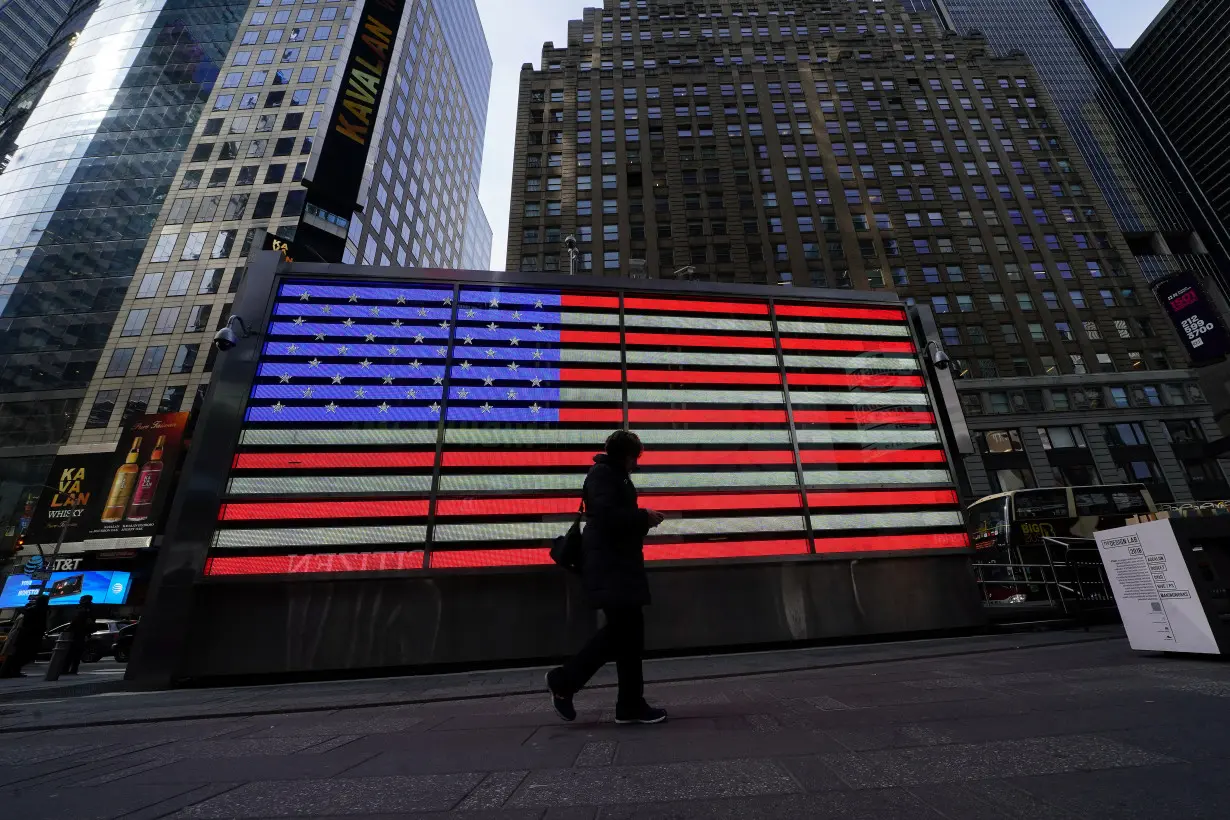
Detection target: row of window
<box><xmin>962</xmin><ymin>382</ymin><xmax>1203</xmax><ymax>417</ymax></box>
<box><xmin>85</xmin><ymin>383</ymin><xmax>208</xmax><ymax>431</ymax></box>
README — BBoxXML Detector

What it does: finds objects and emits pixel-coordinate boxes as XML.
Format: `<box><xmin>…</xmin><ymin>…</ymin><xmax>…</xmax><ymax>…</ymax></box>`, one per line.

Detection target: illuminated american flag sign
<box><xmin>204</xmin><ymin>278</ymin><xmax>968</xmax><ymax>576</ymax></box>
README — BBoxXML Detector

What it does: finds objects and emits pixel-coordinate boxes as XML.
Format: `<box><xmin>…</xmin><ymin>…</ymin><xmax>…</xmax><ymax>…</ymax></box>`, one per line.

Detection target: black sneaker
<box><xmin>615</xmin><ymin>704</ymin><xmax>668</xmax><ymax>725</ymax></box>
<box><xmin>545</xmin><ymin>669</ymin><xmax>576</xmax><ymax>722</ymax></box>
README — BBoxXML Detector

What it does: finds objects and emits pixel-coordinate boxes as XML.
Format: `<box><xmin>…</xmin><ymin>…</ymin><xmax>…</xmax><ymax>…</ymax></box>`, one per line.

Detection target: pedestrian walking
<box><xmin>63</xmin><ymin>595</ymin><xmax>97</xmax><ymax>675</ymax></box>
<box><xmin>546</xmin><ymin>430</ymin><xmax>668</xmax><ymax>725</ymax></box>
<box><xmin>0</xmin><ymin>595</ymin><xmax>49</xmax><ymax>678</ymax></box>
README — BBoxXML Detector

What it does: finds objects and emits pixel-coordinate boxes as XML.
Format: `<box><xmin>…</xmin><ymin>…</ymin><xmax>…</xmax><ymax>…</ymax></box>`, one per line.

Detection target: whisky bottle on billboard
<box><xmin>126</xmin><ymin>435</ymin><xmax>166</xmax><ymax>522</ymax></box>
<box><xmin>101</xmin><ymin>437</ymin><xmax>143</xmax><ymax>523</ymax></box>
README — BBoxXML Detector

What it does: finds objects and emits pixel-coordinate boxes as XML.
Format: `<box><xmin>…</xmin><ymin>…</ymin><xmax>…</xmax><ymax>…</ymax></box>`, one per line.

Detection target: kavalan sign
<box><xmin>307</xmin><ymin>0</ymin><xmax>405</xmax><ymax>217</ymax></box>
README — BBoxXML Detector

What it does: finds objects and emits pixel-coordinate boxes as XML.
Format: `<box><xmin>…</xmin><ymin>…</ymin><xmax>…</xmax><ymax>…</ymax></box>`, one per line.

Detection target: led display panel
<box><xmin>204</xmin><ymin>278</ymin><xmax>968</xmax><ymax>576</ymax></box>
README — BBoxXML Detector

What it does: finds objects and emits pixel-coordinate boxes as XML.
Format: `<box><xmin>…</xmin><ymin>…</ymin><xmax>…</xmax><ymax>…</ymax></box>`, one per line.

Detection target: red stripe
<box><xmin>798</xmin><ymin>449</ymin><xmax>947</xmax><ymax>464</ymax></box>
<box><xmin>628</xmin><ymin>408</ymin><xmax>788</xmax><ymax>423</ymax></box>
<box><xmin>232</xmin><ymin>452</ymin><xmax>435</xmax><ymax>470</ymax></box>
<box><xmin>624</xmin><ymin>296</ymin><xmax>769</xmax><ymax>316</ymax></box>
<box><xmin>780</xmin><ymin>337</ymin><xmax>915</xmax><ymax>353</ymax></box>
<box><xmin>627</xmin><ymin>369</ymin><xmax>781</xmax><ymax>385</ymax></box>
<box><xmin>776</xmin><ymin>304</ymin><xmax>907</xmax><ymax>322</ymax></box>
<box><xmin>441</xmin><ymin>450</ymin><xmax>798</xmax><ymax>468</ymax></box>
<box><xmin>204</xmin><ymin>552</ymin><xmax>424</xmax><ymax>576</ymax></box>
<box><xmin>787</xmin><ymin>373</ymin><xmax>924</xmax><ymax>388</ymax></box>
<box><xmin>430</xmin><ymin>549</ymin><xmax>552</xmax><ymax>568</ymax></box>
<box><xmin>813</xmin><ymin>532</ymin><xmax>970</xmax><ymax>553</ymax></box>
<box><xmin>806</xmin><ymin>489</ymin><xmax>959</xmax><ymax>507</ymax></box>
<box><xmin>793</xmin><ymin>410</ymin><xmax>935</xmax><ymax>425</ymax></box>
<box><xmin>559</xmin><ymin>408</ymin><xmax>624</xmax><ymax>422</ymax></box>
<box><xmin>559</xmin><ymin>330</ymin><xmax>622</xmax><ymax>346</ymax></box>
<box><xmin>644</xmin><ymin>539</ymin><xmax>810</xmax><ymax>560</ymax></box>
<box><xmin>560</xmin><ymin>368</ymin><xmax>622</xmax><ymax>382</ymax></box>
<box><xmin>625</xmin><ymin>332</ymin><xmax>776</xmax><ymax>350</ymax></box>
<box><xmin>435</xmin><ymin>493</ymin><xmax>803</xmax><ymax>517</ymax></box>
<box><xmin>218</xmin><ymin>500</ymin><xmax>430</xmax><ymax>522</ymax></box>
<box><xmin>561</xmin><ymin>294</ymin><xmax>620</xmax><ymax>309</ymax></box>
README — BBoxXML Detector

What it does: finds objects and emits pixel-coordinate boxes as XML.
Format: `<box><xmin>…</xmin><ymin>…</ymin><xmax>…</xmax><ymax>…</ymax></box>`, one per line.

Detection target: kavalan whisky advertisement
<box><xmin>22</xmin><ymin>453</ymin><xmax>113</xmax><ymax>546</ymax></box>
<box><xmin>86</xmin><ymin>412</ymin><xmax>189</xmax><ymax>541</ymax></box>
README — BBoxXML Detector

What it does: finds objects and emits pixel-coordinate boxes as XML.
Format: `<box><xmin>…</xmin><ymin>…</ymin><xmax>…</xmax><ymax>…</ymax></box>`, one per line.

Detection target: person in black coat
<box><xmin>63</xmin><ymin>595</ymin><xmax>97</xmax><ymax>675</ymax></box>
<box><xmin>546</xmin><ymin>430</ymin><xmax>668</xmax><ymax>724</ymax></box>
<box><xmin>0</xmin><ymin>595</ymin><xmax>49</xmax><ymax>678</ymax></box>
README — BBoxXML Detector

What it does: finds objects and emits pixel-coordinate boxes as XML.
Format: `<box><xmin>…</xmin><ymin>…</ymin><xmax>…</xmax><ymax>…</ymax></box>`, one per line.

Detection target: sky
<box><xmin>472</xmin><ymin>0</ymin><xmax>1170</xmax><ymax>271</ymax></box>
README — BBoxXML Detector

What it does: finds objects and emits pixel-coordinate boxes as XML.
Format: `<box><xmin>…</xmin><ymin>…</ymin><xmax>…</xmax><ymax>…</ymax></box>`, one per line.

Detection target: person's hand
<box><xmin>646</xmin><ymin>509</ymin><xmax>666</xmax><ymax>528</ymax></box>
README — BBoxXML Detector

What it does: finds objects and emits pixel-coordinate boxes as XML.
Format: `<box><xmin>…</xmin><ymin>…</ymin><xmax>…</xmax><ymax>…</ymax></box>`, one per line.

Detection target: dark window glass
<box><xmin>85</xmin><ymin>390</ymin><xmax>119</xmax><ymax>429</ymax></box>
<box><xmin>121</xmin><ymin>388</ymin><xmax>153</xmax><ymax>427</ymax></box>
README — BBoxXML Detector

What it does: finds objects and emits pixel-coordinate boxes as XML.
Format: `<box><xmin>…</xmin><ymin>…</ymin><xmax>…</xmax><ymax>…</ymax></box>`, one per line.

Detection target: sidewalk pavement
<box><xmin>3</xmin><ymin>627</ymin><xmax>1230</xmax><ymax>819</ymax></box>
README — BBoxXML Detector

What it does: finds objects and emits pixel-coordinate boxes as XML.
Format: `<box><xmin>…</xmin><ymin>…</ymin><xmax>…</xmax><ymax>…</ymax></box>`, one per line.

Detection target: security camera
<box><xmin>213</xmin><ymin>315</ymin><xmax>253</xmax><ymax>352</ymax></box>
<box><xmin>564</xmin><ymin>235</ymin><xmax>578</xmax><ymax>252</ymax></box>
<box><xmin>930</xmin><ymin>345</ymin><xmax>951</xmax><ymax>370</ymax></box>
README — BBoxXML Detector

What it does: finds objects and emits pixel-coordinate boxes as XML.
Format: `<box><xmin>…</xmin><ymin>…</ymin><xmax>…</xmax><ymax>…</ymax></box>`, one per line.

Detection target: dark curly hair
<box><xmin>604</xmin><ymin>429</ymin><xmax>644</xmax><ymax>463</ymax></box>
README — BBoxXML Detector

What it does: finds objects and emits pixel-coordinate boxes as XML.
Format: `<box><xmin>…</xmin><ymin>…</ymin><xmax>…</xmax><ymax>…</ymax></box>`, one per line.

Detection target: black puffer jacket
<box><xmin>580</xmin><ymin>454</ymin><xmax>652</xmax><ymax>609</ymax></box>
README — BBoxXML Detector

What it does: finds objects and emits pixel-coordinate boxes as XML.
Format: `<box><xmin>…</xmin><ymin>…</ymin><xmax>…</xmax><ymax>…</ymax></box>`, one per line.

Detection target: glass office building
<box><xmin>0</xmin><ymin>0</ymin><xmax>76</xmax><ymax>117</ymax></box>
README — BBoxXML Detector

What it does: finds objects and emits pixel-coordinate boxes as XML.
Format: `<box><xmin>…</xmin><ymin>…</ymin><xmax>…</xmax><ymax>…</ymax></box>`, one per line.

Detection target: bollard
<box><xmin>44</xmin><ymin>632</ymin><xmax>74</xmax><ymax>681</ymax></box>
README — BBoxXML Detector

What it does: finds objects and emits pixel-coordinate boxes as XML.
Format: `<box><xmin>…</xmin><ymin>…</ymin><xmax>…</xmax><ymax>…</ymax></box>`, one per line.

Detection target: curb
<box><xmin>0</xmin><ymin>631</ymin><xmax>1121</xmax><ymax>733</ymax></box>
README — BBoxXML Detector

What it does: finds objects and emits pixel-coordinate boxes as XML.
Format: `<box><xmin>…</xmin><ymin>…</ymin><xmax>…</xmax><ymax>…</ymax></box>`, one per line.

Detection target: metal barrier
<box><xmin>971</xmin><ymin>537</ymin><xmax>1117</xmax><ymax>624</ymax></box>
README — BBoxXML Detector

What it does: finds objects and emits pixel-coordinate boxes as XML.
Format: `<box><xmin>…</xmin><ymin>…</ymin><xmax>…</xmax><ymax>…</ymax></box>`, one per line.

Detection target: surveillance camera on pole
<box><xmin>563</xmin><ymin>235</ymin><xmax>579</xmax><ymax>275</ymax></box>
<box><xmin>213</xmin><ymin>315</ymin><xmax>255</xmax><ymax>352</ymax></box>
<box><xmin>925</xmin><ymin>341</ymin><xmax>951</xmax><ymax>370</ymax></box>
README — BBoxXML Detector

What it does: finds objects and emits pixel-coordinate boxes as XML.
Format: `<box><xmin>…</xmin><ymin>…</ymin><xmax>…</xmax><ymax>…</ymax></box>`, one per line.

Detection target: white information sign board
<box><xmin>1095</xmin><ymin>520</ymin><xmax>1221</xmax><ymax>655</ymax></box>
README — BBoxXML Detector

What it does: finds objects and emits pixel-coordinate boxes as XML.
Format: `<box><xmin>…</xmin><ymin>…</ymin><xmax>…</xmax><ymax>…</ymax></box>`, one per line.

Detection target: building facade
<box><xmin>1126</xmin><ymin>0</ymin><xmax>1230</xmax><ymax>253</ymax></box>
<box><xmin>505</xmin><ymin>0</ymin><xmax>1230</xmax><ymax>503</ymax></box>
<box><xmin>926</xmin><ymin>0</ymin><xmax>1230</xmax><ymax>295</ymax></box>
<box><xmin>0</xmin><ymin>0</ymin><xmax>76</xmax><ymax>119</ymax></box>
<box><xmin>0</xmin><ymin>0</ymin><xmax>492</xmax><ymax>541</ymax></box>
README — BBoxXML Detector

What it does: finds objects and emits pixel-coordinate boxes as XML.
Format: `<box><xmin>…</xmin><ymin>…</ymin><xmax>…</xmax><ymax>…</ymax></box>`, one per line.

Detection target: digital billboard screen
<box><xmin>0</xmin><ymin>571</ymin><xmax>132</xmax><ymax>608</ymax></box>
<box><xmin>202</xmin><ymin>278</ymin><xmax>968</xmax><ymax>576</ymax></box>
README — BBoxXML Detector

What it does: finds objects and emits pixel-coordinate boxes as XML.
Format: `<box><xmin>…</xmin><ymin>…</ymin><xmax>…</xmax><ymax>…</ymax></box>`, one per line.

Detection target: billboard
<box><xmin>21</xmin><ymin>453</ymin><xmax>113</xmax><ymax>546</ymax></box>
<box><xmin>0</xmin><ymin>570</ymin><xmax>132</xmax><ymax>608</ymax></box>
<box><xmin>86</xmin><ymin>412</ymin><xmax>189</xmax><ymax>541</ymax></box>
<box><xmin>1153</xmin><ymin>271</ymin><xmax>1230</xmax><ymax>364</ymax></box>
<box><xmin>201</xmin><ymin>278</ymin><xmax>968</xmax><ymax>577</ymax></box>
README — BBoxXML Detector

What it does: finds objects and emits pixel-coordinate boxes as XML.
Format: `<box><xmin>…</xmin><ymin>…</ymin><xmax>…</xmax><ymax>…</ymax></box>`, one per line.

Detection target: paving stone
<box><xmin>820</xmin><ymin>734</ymin><xmax>1178</xmax><ymax>789</ymax></box>
<box><xmin>454</xmin><ymin>770</ymin><xmax>529</xmax><ymax>810</ymax></box>
<box><xmin>1006</xmin><ymin>762</ymin><xmax>1230</xmax><ymax>819</ymax></box>
<box><xmin>574</xmin><ymin>741</ymin><xmax>616</xmax><ymax>767</ymax></box>
<box><xmin>589</xmin><ymin>787</ymin><xmax>942</xmax><ymax>820</ymax></box>
<box><xmin>506</xmin><ymin>758</ymin><xmax>799</xmax><ymax>808</ymax></box>
<box><xmin>822</xmin><ymin>723</ymin><xmax>955</xmax><ymax>752</ymax></box>
<box><xmin>171</xmin><ymin>773</ymin><xmax>486</xmax><ymax>817</ymax></box>
<box><xmin>905</xmin><ymin>780</ymin><xmax>1082</xmax><ymax>820</ymax></box>
<box><xmin>120</xmin><ymin>746</ymin><xmax>377</xmax><ymax>784</ymax></box>
<box><xmin>2</xmin><ymin>782</ymin><xmax>205</xmax><ymax>820</ymax></box>
<box><xmin>614</xmin><ymin>728</ymin><xmax>844</xmax><ymax>766</ymax></box>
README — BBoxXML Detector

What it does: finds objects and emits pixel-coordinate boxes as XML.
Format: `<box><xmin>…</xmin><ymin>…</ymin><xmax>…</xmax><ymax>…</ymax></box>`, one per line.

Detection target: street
<box><xmin>2</xmin><ymin>628</ymin><xmax>1230</xmax><ymax>818</ymax></box>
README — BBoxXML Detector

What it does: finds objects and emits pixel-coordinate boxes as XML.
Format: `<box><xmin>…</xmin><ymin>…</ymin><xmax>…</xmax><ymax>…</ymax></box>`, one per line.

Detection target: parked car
<box><xmin>40</xmin><ymin>620</ymin><xmax>132</xmax><ymax>662</ymax></box>
<box><xmin>112</xmin><ymin>622</ymin><xmax>138</xmax><ymax>663</ymax></box>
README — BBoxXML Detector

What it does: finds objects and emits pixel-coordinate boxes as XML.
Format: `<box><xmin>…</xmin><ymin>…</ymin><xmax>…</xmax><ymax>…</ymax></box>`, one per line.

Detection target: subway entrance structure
<box><xmin>128</xmin><ymin>253</ymin><xmax>983</xmax><ymax>685</ymax></box>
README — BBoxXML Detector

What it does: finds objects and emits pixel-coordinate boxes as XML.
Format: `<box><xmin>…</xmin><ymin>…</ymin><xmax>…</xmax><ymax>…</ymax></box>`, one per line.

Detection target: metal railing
<box><xmin>971</xmin><ymin>536</ymin><xmax>1117</xmax><ymax>623</ymax></box>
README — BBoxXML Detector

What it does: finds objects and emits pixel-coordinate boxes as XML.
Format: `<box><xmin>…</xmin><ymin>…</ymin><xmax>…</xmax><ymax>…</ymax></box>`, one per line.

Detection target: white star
<box><xmin>414</xmin><ymin>333</ymin><xmax>425</xmax><ymax>344</ymax></box>
<box><xmin>534</xmin><ymin>299</ymin><xmax>544</xmax><ymax>309</ymax></box>
<box><xmin>325</xmin><ymin>402</ymin><xmax>338</xmax><ymax>413</ymax></box>
<box><xmin>343</xmin><ymin>318</ymin><xmax>355</xmax><ymax>327</ymax></box>
<box><xmin>301</xmin><ymin>387</ymin><xmax>314</xmax><ymax>398</ymax></box>
<box><xmin>410</xmin><ymin>359</ymin><xmax>422</xmax><ymax>369</ymax></box>
<box><xmin>418</xmin><ymin>307</ymin><xmax>428</xmax><ymax>317</ymax></box>
<box><xmin>271</xmin><ymin>402</ymin><xmax>285</xmax><ymax>413</ymax></box>
<box><xmin>314</xmin><ymin>332</ymin><xmax>326</xmax><ymax>341</ymax></box>
<box><xmin>321</xmin><ymin>305</ymin><xmax>332</xmax><ymax>314</ymax></box>
<box><xmin>432</xmin><ymin>375</ymin><xmax>444</xmax><ymax>385</ymax></box>
<box><xmin>460</xmin><ymin>360</ymin><xmax>473</xmax><ymax>370</ymax></box>
<box><xmin>512</xmin><ymin>310</ymin><xmax>522</xmax><ymax>320</ymax></box>
<box><xmin>287</xmin><ymin>344</ymin><xmax>300</xmax><ymax>354</ymax></box>
<box><xmin>293</xmin><ymin>317</ymin><xmax>306</xmax><ymax>326</ymax></box>
<box><xmin>509</xmin><ymin>336</ymin><xmax>520</xmax><ymax>346</ymax></box>
<box><xmin>507</xmin><ymin>362</ymin><xmax>520</xmax><ymax>372</ymax></box>
<box><xmin>483</xmin><ymin>376</ymin><xmax>495</xmax><ymax>386</ymax></box>
<box><xmin>348</xmin><ymin>293</ymin><xmax>359</xmax><ymax>303</ymax></box>
<box><xmin>354</xmin><ymin>387</ymin><xmax>367</xmax><ymax>398</ymax></box>
<box><xmin>487</xmin><ymin>322</ymin><xmax>500</xmax><ymax>332</ymax></box>
<box><xmin>396</xmin><ymin>295</ymin><xmax>407</xmax><ymax>305</ymax></box>
<box><xmin>308</xmin><ymin>358</ymin><xmax>321</xmax><ymax>368</ymax></box>
<box><xmin>336</xmin><ymin>345</ymin><xmax>350</xmax><ymax>355</ymax></box>
<box><xmin>386</xmin><ymin>345</ymin><xmax>399</xmax><ymax>355</ymax></box>
<box><xmin>405</xmin><ymin>388</ymin><xmax>418</xmax><ymax>399</ymax></box>
<box><xmin>365</xmin><ymin>333</ymin><xmax>376</xmax><ymax>342</ymax></box>
<box><xmin>299</xmin><ymin>292</ymin><xmax>311</xmax><ymax>302</ymax></box>
<box><xmin>529</xmin><ymin>403</ymin><xmax>541</xmax><ymax>414</ymax></box>
<box><xmin>457</xmin><ymin>388</ymin><xmax>470</xmax><ymax>399</ymax></box>
<box><xmin>531</xmin><ymin>377</ymin><xmax>543</xmax><ymax>387</ymax></box>
<box><xmin>532</xmin><ymin>324</ymin><xmax>544</xmax><ymax>333</ymax></box>
<box><xmin>429</xmin><ymin>402</ymin><xmax>441</xmax><ymax>414</ymax></box>
<box><xmin>392</xmin><ymin>319</ymin><xmax>404</xmax><ymax>328</ymax></box>
<box><xmin>331</xmin><ymin>373</ymin><xmax>344</xmax><ymax>384</ymax></box>
<box><xmin>443</xmin><ymin>296</ymin><xmax>453</xmax><ymax>306</ymax></box>
<box><xmin>377</xmin><ymin>402</ymin><xmax>390</xmax><ymax>413</ymax></box>
<box><xmin>533</xmin><ymin>349</ymin><xmax>543</xmax><ymax>359</ymax></box>
<box><xmin>360</xmin><ymin>359</ymin><xmax>372</xmax><ymax>369</ymax></box>
<box><xmin>279</xmin><ymin>373</ymin><xmax>291</xmax><ymax>383</ymax></box>
<box><xmin>463</xmin><ymin>334</ymin><xmax>474</xmax><ymax>344</ymax></box>
<box><xmin>465</xmin><ymin>309</ymin><xmax>477</xmax><ymax>318</ymax></box>
<box><xmin>480</xmin><ymin>402</ymin><xmax>494</xmax><ymax>414</ymax></box>
<box><xmin>382</xmin><ymin>374</ymin><xmax>394</xmax><ymax>385</ymax></box>
<box><xmin>369</xmin><ymin>306</ymin><xmax>381</xmax><ymax>316</ymax></box>
<box><xmin>506</xmin><ymin>389</ymin><xmax>518</xmax><ymax>400</ymax></box>
<box><xmin>489</xmin><ymin>296</ymin><xmax>500</xmax><ymax>308</ymax></box>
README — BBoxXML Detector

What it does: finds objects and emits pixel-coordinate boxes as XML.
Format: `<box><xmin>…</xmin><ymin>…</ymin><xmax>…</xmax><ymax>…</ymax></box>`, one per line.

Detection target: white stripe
<box><xmin>227</xmin><ymin>476</ymin><xmax>433</xmax><ymax>496</ymax></box>
<box><xmin>811</xmin><ymin>511</ymin><xmax>963</xmax><ymax>530</ymax></box>
<box><xmin>805</xmin><ymin>469</ymin><xmax>951</xmax><ymax>486</ymax></box>
<box><xmin>432</xmin><ymin>515</ymin><xmax>806</xmax><ymax>543</ymax></box>
<box><xmin>214</xmin><ymin>525</ymin><xmax>427</xmax><ymax>549</ymax></box>
<box><xmin>628</xmin><ymin>388</ymin><xmax>784</xmax><ymax>405</ymax></box>
<box><xmin>240</xmin><ymin>429</ymin><xmax>440</xmax><ymax>447</ymax></box>
<box><xmin>777</xmin><ymin>320</ymin><xmax>911</xmax><ymax>338</ymax></box>
<box><xmin>628</xmin><ymin>350</ymin><xmax>778</xmax><ymax>367</ymax></box>
<box><xmin>556</xmin><ymin>311</ymin><xmax>619</xmax><ymax>326</ymax></box>
<box><xmin>438</xmin><ymin>471</ymin><xmax>801</xmax><ymax>493</ymax></box>
<box><xmin>784</xmin><ymin>354</ymin><xmax>919</xmax><ymax>371</ymax></box>
<box><xmin>789</xmin><ymin>391</ymin><xmax>930</xmax><ymax>406</ymax></box>
<box><xmin>557</xmin><ymin>348</ymin><xmax>622</xmax><ymax>363</ymax></box>
<box><xmin>446</xmin><ymin>428</ymin><xmax>611</xmax><ymax>445</ymax></box>
<box><xmin>443</xmin><ymin>428</ymin><xmax>795</xmax><ymax>446</ymax></box>
<box><xmin>557</xmin><ymin>387</ymin><xmax>624</xmax><ymax>402</ymax></box>
<box><xmin>795</xmin><ymin>429</ymin><xmax>940</xmax><ymax>445</ymax></box>
<box><xmin>634</xmin><ymin>429</ymin><xmax>793</xmax><ymax>445</ymax></box>
<box><xmin>625</xmin><ymin>314</ymin><xmax>771</xmax><ymax>333</ymax></box>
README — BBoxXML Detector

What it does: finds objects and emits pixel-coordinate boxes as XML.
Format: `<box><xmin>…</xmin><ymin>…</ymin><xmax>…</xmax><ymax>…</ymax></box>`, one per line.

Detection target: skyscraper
<box><xmin>1126</xmin><ymin>0</ymin><xmax>1230</xmax><ymax>250</ymax></box>
<box><xmin>506</xmin><ymin>0</ymin><xmax>1230</xmax><ymax>501</ymax></box>
<box><xmin>0</xmin><ymin>0</ymin><xmax>75</xmax><ymax>116</ymax></box>
<box><xmin>926</xmin><ymin>0</ymin><xmax>1230</xmax><ymax>293</ymax></box>
<box><xmin>0</xmin><ymin>0</ymin><xmax>492</xmax><ymax>538</ymax></box>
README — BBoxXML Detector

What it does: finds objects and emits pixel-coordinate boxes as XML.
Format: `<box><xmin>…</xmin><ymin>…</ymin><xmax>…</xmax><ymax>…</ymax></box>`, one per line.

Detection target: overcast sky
<box><xmin>472</xmin><ymin>0</ymin><xmax>1170</xmax><ymax>270</ymax></box>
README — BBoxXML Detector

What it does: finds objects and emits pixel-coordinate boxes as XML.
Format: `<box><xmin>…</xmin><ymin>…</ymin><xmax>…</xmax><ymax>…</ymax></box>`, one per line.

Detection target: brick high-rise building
<box><xmin>505</xmin><ymin>0</ymin><xmax>1230</xmax><ymax>502</ymax></box>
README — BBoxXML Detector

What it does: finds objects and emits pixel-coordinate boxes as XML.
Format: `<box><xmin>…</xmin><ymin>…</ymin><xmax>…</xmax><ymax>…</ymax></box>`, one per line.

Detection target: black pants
<box><xmin>557</xmin><ymin>606</ymin><xmax>645</xmax><ymax>709</ymax></box>
<box><xmin>64</xmin><ymin>641</ymin><xmax>86</xmax><ymax>675</ymax></box>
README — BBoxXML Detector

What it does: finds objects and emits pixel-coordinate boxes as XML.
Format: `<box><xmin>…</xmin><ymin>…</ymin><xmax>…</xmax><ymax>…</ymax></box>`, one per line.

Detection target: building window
<box><xmin>137</xmin><ymin>346</ymin><xmax>167</xmax><ymax>376</ymax></box>
<box><xmin>153</xmin><ymin>307</ymin><xmax>181</xmax><ymax>334</ymax></box>
<box><xmin>121</xmin><ymin>388</ymin><xmax>153</xmax><ymax>428</ymax></box>
<box><xmin>1038</xmin><ymin>426</ymin><xmax>1087</xmax><ymax>450</ymax></box>
<box><xmin>85</xmin><ymin>391</ymin><xmax>119</xmax><ymax>429</ymax></box>
<box><xmin>171</xmin><ymin>344</ymin><xmax>200</xmax><ymax>374</ymax></box>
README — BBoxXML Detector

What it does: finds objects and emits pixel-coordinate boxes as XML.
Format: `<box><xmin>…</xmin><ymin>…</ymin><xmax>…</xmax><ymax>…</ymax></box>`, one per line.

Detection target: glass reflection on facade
<box><xmin>0</xmin><ymin>0</ymin><xmax>75</xmax><ymax>115</ymax></box>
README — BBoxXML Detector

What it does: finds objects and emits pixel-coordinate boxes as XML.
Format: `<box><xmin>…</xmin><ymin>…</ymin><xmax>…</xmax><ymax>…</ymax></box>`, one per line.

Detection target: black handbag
<box><xmin>550</xmin><ymin>499</ymin><xmax>585</xmax><ymax>573</ymax></box>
